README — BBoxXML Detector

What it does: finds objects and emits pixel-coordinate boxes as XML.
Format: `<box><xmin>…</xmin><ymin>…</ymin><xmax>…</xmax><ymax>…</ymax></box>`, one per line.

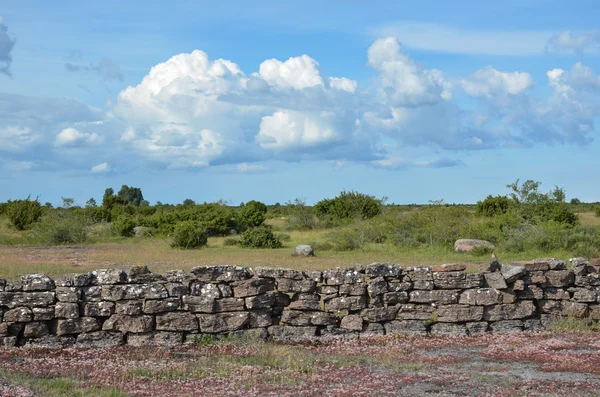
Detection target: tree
<box><xmin>238</xmin><ymin>200</ymin><xmax>267</xmax><ymax>229</ymax></box>
<box><xmin>285</xmin><ymin>198</ymin><xmax>316</xmax><ymax>230</ymax></box>
<box><xmin>117</xmin><ymin>185</ymin><xmax>144</xmax><ymax>206</ymax></box>
<box><xmin>7</xmin><ymin>196</ymin><xmax>43</xmax><ymax>230</ymax></box>
<box><xmin>85</xmin><ymin>198</ymin><xmax>97</xmax><ymax>208</ymax></box>
<box><xmin>315</xmin><ymin>190</ymin><xmax>383</xmax><ymax>226</ymax></box>
<box><xmin>570</xmin><ymin>198</ymin><xmax>581</xmax><ymax>205</ymax></box>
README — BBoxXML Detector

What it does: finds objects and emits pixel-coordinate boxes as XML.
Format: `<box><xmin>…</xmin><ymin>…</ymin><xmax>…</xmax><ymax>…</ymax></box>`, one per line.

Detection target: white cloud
<box><xmin>259</xmin><ymin>55</ymin><xmax>323</xmax><ymax>89</ymax></box>
<box><xmin>256</xmin><ymin>110</ymin><xmax>338</xmax><ymax>150</ymax></box>
<box><xmin>368</xmin><ymin>37</ymin><xmax>451</xmax><ymax>106</ymax></box>
<box><xmin>461</xmin><ymin>66</ymin><xmax>534</xmax><ymax>98</ymax></box>
<box><xmin>0</xmin><ymin>126</ymin><xmax>37</xmax><ymax>152</ymax></box>
<box><xmin>371</xmin><ymin>21</ymin><xmax>551</xmax><ymax>56</ymax></box>
<box><xmin>54</xmin><ymin>127</ymin><xmax>100</xmax><ymax>147</ymax></box>
<box><xmin>545</xmin><ymin>30</ymin><xmax>600</xmax><ymax>54</ymax></box>
<box><xmin>91</xmin><ymin>162</ymin><xmax>110</xmax><ymax>173</ymax></box>
<box><xmin>236</xmin><ymin>163</ymin><xmax>269</xmax><ymax>173</ymax></box>
<box><xmin>329</xmin><ymin>77</ymin><xmax>357</xmax><ymax>93</ymax></box>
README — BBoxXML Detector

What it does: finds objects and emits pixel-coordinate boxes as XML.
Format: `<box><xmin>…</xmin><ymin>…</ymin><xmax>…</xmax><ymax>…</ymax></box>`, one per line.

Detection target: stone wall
<box><xmin>1</xmin><ymin>258</ymin><xmax>599</xmax><ymax>348</ymax></box>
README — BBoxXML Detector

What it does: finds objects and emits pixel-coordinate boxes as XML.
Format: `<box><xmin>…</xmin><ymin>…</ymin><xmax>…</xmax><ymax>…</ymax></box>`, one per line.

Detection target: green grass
<box><xmin>0</xmin><ymin>372</ymin><xmax>126</xmax><ymax>397</ymax></box>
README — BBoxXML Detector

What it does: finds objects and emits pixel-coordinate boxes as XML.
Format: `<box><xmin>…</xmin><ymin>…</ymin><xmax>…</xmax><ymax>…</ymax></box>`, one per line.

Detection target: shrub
<box><xmin>469</xmin><ymin>245</ymin><xmax>494</xmax><ymax>256</ymax></box>
<box><xmin>276</xmin><ymin>233</ymin><xmax>291</xmax><ymax>242</ymax></box>
<box><xmin>112</xmin><ymin>216</ymin><xmax>136</xmax><ymax>237</ymax></box>
<box><xmin>238</xmin><ymin>200</ymin><xmax>267</xmax><ymax>229</ymax></box>
<box><xmin>7</xmin><ymin>197</ymin><xmax>43</xmax><ymax>230</ymax></box>
<box><xmin>315</xmin><ymin>190</ymin><xmax>383</xmax><ymax>226</ymax></box>
<box><xmin>594</xmin><ymin>206</ymin><xmax>600</xmax><ymax>217</ymax></box>
<box><xmin>239</xmin><ymin>226</ymin><xmax>282</xmax><ymax>249</ymax></box>
<box><xmin>326</xmin><ymin>227</ymin><xmax>365</xmax><ymax>251</ymax></box>
<box><xmin>171</xmin><ymin>221</ymin><xmax>208</xmax><ymax>249</ymax></box>
<box><xmin>475</xmin><ymin>195</ymin><xmax>512</xmax><ymax>217</ymax></box>
<box><xmin>33</xmin><ymin>211</ymin><xmax>89</xmax><ymax>245</ymax></box>
<box><xmin>285</xmin><ymin>198</ymin><xmax>316</xmax><ymax>230</ymax></box>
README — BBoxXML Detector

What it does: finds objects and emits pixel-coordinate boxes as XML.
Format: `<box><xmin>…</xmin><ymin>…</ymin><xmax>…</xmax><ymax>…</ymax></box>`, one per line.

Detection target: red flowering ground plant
<box><xmin>1</xmin><ymin>331</ymin><xmax>600</xmax><ymax>396</ymax></box>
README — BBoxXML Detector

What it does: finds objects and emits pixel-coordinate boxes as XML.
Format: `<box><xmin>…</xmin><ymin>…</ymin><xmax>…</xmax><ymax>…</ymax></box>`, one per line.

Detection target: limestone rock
<box><xmin>384</xmin><ymin>320</ymin><xmax>427</xmax><ymax>335</ymax></box>
<box><xmin>459</xmin><ymin>288</ymin><xmax>503</xmax><ymax>306</ymax></box>
<box><xmin>91</xmin><ymin>269</ymin><xmax>127</xmax><ymax>285</ymax></box>
<box><xmin>21</xmin><ymin>274</ymin><xmax>55</xmax><ymax>291</ymax></box>
<box><xmin>484</xmin><ymin>272</ymin><xmax>507</xmax><ymax>290</ymax></box>
<box><xmin>156</xmin><ymin>312</ymin><xmax>198</xmax><ymax>332</ymax></box>
<box><xmin>409</xmin><ymin>290</ymin><xmax>459</xmax><ymax>305</ymax></box>
<box><xmin>102</xmin><ymin>314</ymin><xmax>154</xmax><ymax>333</ymax></box>
<box><xmin>232</xmin><ymin>278</ymin><xmax>275</xmax><ymax>297</ymax></box>
<box><xmin>436</xmin><ymin>305</ymin><xmax>484</xmax><ymax>322</ymax></box>
<box><xmin>292</xmin><ymin>245</ymin><xmax>314</xmax><ymax>257</ymax></box>
<box><xmin>340</xmin><ymin>315</ymin><xmax>363</xmax><ymax>331</ymax></box>
<box><xmin>433</xmin><ymin>272</ymin><xmax>483</xmax><ymax>289</ymax></box>
<box><xmin>454</xmin><ymin>239</ymin><xmax>495</xmax><ymax>252</ymax></box>
<box><xmin>365</xmin><ymin>263</ymin><xmax>402</xmax><ymax>278</ymax></box>
<box><xmin>197</xmin><ymin>312</ymin><xmax>250</xmax><ymax>333</ymax></box>
<box><xmin>76</xmin><ymin>331</ymin><xmax>123</xmax><ymax>347</ymax></box>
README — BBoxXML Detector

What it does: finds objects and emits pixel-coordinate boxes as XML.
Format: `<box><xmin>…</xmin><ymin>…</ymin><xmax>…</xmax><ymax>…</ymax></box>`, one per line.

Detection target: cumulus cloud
<box><xmin>91</xmin><ymin>162</ymin><xmax>110</xmax><ymax>173</ymax></box>
<box><xmin>461</xmin><ymin>66</ymin><xmax>534</xmax><ymax>98</ymax></box>
<box><xmin>329</xmin><ymin>77</ymin><xmax>357</xmax><ymax>93</ymax></box>
<box><xmin>0</xmin><ymin>18</ymin><xmax>15</xmax><ymax>76</ymax></box>
<box><xmin>54</xmin><ymin>127</ymin><xmax>100</xmax><ymax>147</ymax></box>
<box><xmin>259</xmin><ymin>55</ymin><xmax>323</xmax><ymax>89</ymax></box>
<box><xmin>0</xmin><ymin>126</ymin><xmax>37</xmax><ymax>152</ymax></box>
<box><xmin>368</xmin><ymin>37</ymin><xmax>451</xmax><ymax>106</ymax></box>
<box><xmin>546</xmin><ymin>30</ymin><xmax>600</xmax><ymax>54</ymax></box>
<box><xmin>256</xmin><ymin>110</ymin><xmax>338</xmax><ymax>150</ymax></box>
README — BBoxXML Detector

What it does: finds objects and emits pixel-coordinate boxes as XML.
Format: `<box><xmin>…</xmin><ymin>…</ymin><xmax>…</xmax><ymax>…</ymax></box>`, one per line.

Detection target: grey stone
<box><xmin>77</xmin><ymin>331</ymin><xmax>124</xmax><ymax>347</ymax></box>
<box><xmin>276</xmin><ymin>278</ymin><xmax>316</xmax><ymax>293</ymax></box>
<box><xmin>454</xmin><ymin>239</ymin><xmax>495</xmax><ymax>252</ymax></box>
<box><xmin>81</xmin><ymin>286</ymin><xmax>102</xmax><ymax>301</ymax></box>
<box><xmin>292</xmin><ymin>245</ymin><xmax>314</xmax><ymax>257</ymax></box>
<box><xmin>268</xmin><ymin>325</ymin><xmax>317</xmax><ymax>341</ymax></box>
<box><xmin>483</xmin><ymin>301</ymin><xmax>535</xmax><ymax>321</ymax></box>
<box><xmin>466</xmin><ymin>322</ymin><xmax>489</xmax><ymax>334</ymax></box>
<box><xmin>54</xmin><ymin>273</ymin><xmax>92</xmax><ymax>287</ymax></box>
<box><xmin>459</xmin><ymin>288</ymin><xmax>503</xmax><ymax>306</ymax></box>
<box><xmin>127</xmin><ymin>265</ymin><xmax>166</xmax><ymax>283</ymax></box>
<box><xmin>165</xmin><ymin>269</ymin><xmax>195</xmax><ymax>283</ymax></box>
<box><xmin>383</xmin><ymin>291</ymin><xmax>409</xmax><ymax>305</ymax></box>
<box><xmin>32</xmin><ymin>307</ymin><xmax>55</xmax><ymax>321</ymax></box>
<box><xmin>115</xmin><ymin>300</ymin><xmax>143</xmax><ymax>315</ymax></box>
<box><xmin>387</xmin><ymin>281</ymin><xmax>413</xmax><ymax>292</ymax></box>
<box><xmin>21</xmin><ymin>274</ymin><xmax>55</xmax><ymax>291</ymax></box>
<box><xmin>524</xmin><ymin>319</ymin><xmax>544</xmax><ymax>332</ymax></box>
<box><xmin>55</xmin><ymin>317</ymin><xmax>100</xmax><ymax>335</ymax></box>
<box><xmin>102</xmin><ymin>314</ymin><xmax>154</xmax><ymax>333</ymax></box>
<box><xmin>165</xmin><ymin>282</ymin><xmax>188</xmax><ymax>297</ymax></box>
<box><xmin>436</xmin><ymin>305</ymin><xmax>484</xmax><ymax>322</ymax></box>
<box><xmin>232</xmin><ymin>278</ymin><xmax>275</xmax><ymax>297</ymax></box>
<box><xmin>197</xmin><ymin>312</ymin><xmax>250</xmax><ymax>333</ymax></box>
<box><xmin>22</xmin><ymin>335</ymin><xmax>74</xmax><ymax>349</ymax></box>
<box><xmin>288</xmin><ymin>293</ymin><xmax>321</xmax><ymax>311</ymax></box>
<box><xmin>339</xmin><ymin>283</ymin><xmax>367</xmax><ymax>296</ymax></box>
<box><xmin>340</xmin><ymin>315</ymin><xmax>363</xmax><ymax>331</ymax></box>
<box><xmin>478</xmin><ymin>260</ymin><xmax>500</xmax><ymax>273</ymax></box>
<box><xmin>409</xmin><ymin>290</ymin><xmax>459</xmax><ymax>305</ymax></box>
<box><xmin>101</xmin><ymin>284</ymin><xmax>169</xmax><ymax>301</ymax></box>
<box><xmin>361</xmin><ymin>322</ymin><xmax>386</xmax><ymax>336</ymax></box>
<box><xmin>316</xmin><ymin>285</ymin><xmax>338</xmax><ymax>294</ymax></box>
<box><xmin>248</xmin><ymin>310</ymin><xmax>272</xmax><ymax>328</ymax></box>
<box><xmin>544</xmin><ymin>270</ymin><xmax>575</xmax><ymax>288</ymax></box>
<box><xmin>500</xmin><ymin>264</ymin><xmax>526</xmax><ymax>283</ymax></box>
<box><xmin>360</xmin><ymin>305</ymin><xmax>399</xmax><ymax>322</ymax></box>
<box><xmin>56</xmin><ymin>287</ymin><xmax>81</xmax><ymax>302</ymax></box>
<box><xmin>214</xmin><ymin>298</ymin><xmax>245</xmax><ymax>312</ymax></box>
<box><xmin>433</xmin><ymin>272</ymin><xmax>483</xmax><ymax>289</ymax></box>
<box><xmin>245</xmin><ymin>293</ymin><xmax>276</xmax><ymax>310</ymax></box>
<box><xmin>255</xmin><ymin>267</ymin><xmax>306</xmax><ymax>280</ymax></box>
<box><xmin>218</xmin><ymin>284</ymin><xmax>233</xmax><ymax>298</ymax></box>
<box><xmin>490</xmin><ymin>320</ymin><xmax>523</xmax><ymax>333</ymax></box>
<box><xmin>384</xmin><ymin>320</ymin><xmax>427</xmax><ymax>335</ymax></box>
<box><xmin>484</xmin><ymin>272</ymin><xmax>507</xmax><ymax>290</ymax></box>
<box><xmin>538</xmin><ymin>300</ymin><xmax>588</xmax><ymax>318</ymax></box>
<box><xmin>403</xmin><ymin>267</ymin><xmax>433</xmax><ymax>290</ymax></box>
<box><xmin>542</xmin><ymin>287</ymin><xmax>570</xmax><ymax>300</ymax></box>
<box><xmin>365</xmin><ymin>263</ymin><xmax>402</xmax><ymax>278</ymax></box>
<box><xmin>570</xmin><ymin>287</ymin><xmax>597</xmax><ymax>302</ymax></box>
<box><xmin>323</xmin><ymin>268</ymin><xmax>364</xmax><ymax>285</ymax></box>
<box><xmin>191</xmin><ymin>265</ymin><xmax>252</xmax><ymax>282</ymax></box>
<box><xmin>143</xmin><ymin>298</ymin><xmax>181</xmax><ymax>314</ymax></box>
<box><xmin>516</xmin><ymin>285</ymin><xmax>543</xmax><ymax>300</ymax></box>
<box><xmin>156</xmin><ymin>312</ymin><xmax>198</xmax><ymax>332</ymax></box>
<box><xmin>281</xmin><ymin>310</ymin><xmax>336</xmax><ymax>326</ymax></box>
<box><xmin>181</xmin><ymin>295</ymin><xmax>216</xmax><ymax>313</ymax></box>
<box><xmin>23</xmin><ymin>322</ymin><xmax>49</xmax><ymax>338</ymax></box>
<box><xmin>396</xmin><ymin>304</ymin><xmax>436</xmax><ymax>320</ymax></box>
<box><xmin>55</xmin><ymin>302</ymin><xmax>79</xmax><ymax>319</ymax></box>
<box><xmin>4</xmin><ymin>307</ymin><xmax>33</xmax><ymax>322</ymax></box>
<box><xmin>82</xmin><ymin>301</ymin><xmax>115</xmax><ymax>317</ymax></box>
<box><xmin>367</xmin><ymin>277</ymin><xmax>388</xmax><ymax>298</ymax></box>
<box><xmin>324</xmin><ymin>295</ymin><xmax>367</xmax><ymax>312</ymax></box>
<box><xmin>190</xmin><ymin>282</ymin><xmax>221</xmax><ymax>299</ymax></box>
<box><xmin>0</xmin><ymin>291</ymin><xmax>55</xmax><ymax>308</ymax></box>
<box><xmin>430</xmin><ymin>323</ymin><xmax>468</xmax><ymax>335</ymax></box>
<box><xmin>91</xmin><ymin>269</ymin><xmax>127</xmax><ymax>285</ymax></box>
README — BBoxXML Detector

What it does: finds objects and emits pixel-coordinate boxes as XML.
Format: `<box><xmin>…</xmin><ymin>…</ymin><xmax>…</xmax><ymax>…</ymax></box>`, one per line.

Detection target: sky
<box><xmin>0</xmin><ymin>0</ymin><xmax>599</xmax><ymax>206</ymax></box>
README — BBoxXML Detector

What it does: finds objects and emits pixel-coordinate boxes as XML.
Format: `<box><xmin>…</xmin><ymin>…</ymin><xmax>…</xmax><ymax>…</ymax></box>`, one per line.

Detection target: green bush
<box><xmin>239</xmin><ymin>226</ymin><xmax>282</xmax><ymax>249</ymax></box>
<box><xmin>315</xmin><ymin>190</ymin><xmax>383</xmax><ymax>226</ymax></box>
<box><xmin>475</xmin><ymin>195</ymin><xmax>512</xmax><ymax>217</ymax></box>
<box><xmin>594</xmin><ymin>206</ymin><xmax>600</xmax><ymax>217</ymax></box>
<box><xmin>7</xmin><ymin>197</ymin><xmax>43</xmax><ymax>230</ymax></box>
<box><xmin>112</xmin><ymin>216</ymin><xmax>136</xmax><ymax>237</ymax></box>
<box><xmin>276</xmin><ymin>233</ymin><xmax>291</xmax><ymax>242</ymax></box>
<box><xmin>238</xmin><ymin>200</ymin><xmax>267</xmax><ymax>229</ymax></box>
<box><xmin>33</xmin><ymin>211</ymin><xmax>89</xmax><ymax>245</ymax></box>
<box><xmin>326</xmin><ymin>227</ymin><xmax>365</xmax><ymax>251</ymax></box>
<box><xmin>171</xmin><ymin>221</ymin><xmax>208</xmax><ymax>249</ymax></box>
<box><xmin>469</xmin><ymin>245</ymin><xmax>494</xmax><ymax>256</ymax></box>
<box><xmin>285</xmin><ymin>198</ymin><xmax>316</xmax><ymax>230</ymax></box>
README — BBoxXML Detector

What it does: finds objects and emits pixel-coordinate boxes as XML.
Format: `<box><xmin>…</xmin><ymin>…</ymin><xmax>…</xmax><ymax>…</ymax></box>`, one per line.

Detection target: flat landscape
<box><xmin>1</xmin><ymin>332</ymin><xmax>600</xmax><ymax>396</ymax></box>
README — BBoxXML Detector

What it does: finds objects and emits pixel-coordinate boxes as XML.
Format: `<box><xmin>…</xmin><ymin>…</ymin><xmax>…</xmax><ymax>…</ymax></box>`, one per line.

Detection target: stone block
<box><xmin>383</xmin><ymin>291</ymin><xmax>409</xmax><ymax>305</ymax></box>
<box><xmin>23</xmin><ymin>322</ymin><xmax>49</xmax><ymax>338</ymax></box>
<box><xmin>232</xmin><ymin>279</ymin><xmax>275</xmax><ymax>297</ymax></box>
<box><xmin>156</xmin><ymin>312</ymin><xmax>198</xmax><ymax>332</ymax></box>
<box><xmin>339</xmin><ymin>283</ymin><xmax>367</xmax><ymax>296</ymax></box>
<box><xmin>323</xmin><ymin>295</ymin><xmax>366</xmax><ymax>312</ymax></box>
<box><xmin>0</xmin><ymin>291</ymin><xmax>55</xmax><ymax>308</ymax></box>
<box><xmin>268</xmin><ymin>325</ymin><xmax>317</xmax><ymax>341</ymax></box>
<box><xmin>4</xmin><ymin>307</ymin><xmax>33</xmax><ymax>322</ymax></box>
<box><xmin>340</xmin><ymin>315</ymin><xmax>363</xmax><ymax>331</ymax></box>
<box><xmin>500</xmin><ymin>264</ymin><xmax>526</xmax><ymax>283</ymax></box>
<box><xmin>433</xmin><ymin>272</ymin><xmax>483</xmax><ymax>289</ymax></box>
<box><xmin>276</xmin><ymin>278</ymin><xmax>316</xmax><ymax>293</ymax></box>
<box><xmin>365</xmin><ymin>263</ymin><xmax>402</xmax><ymax>278</ymax></box>
<box><xmin>197</xmin><ymin>312</ymin><xmax>250</xmax><ymax>333</ymax></box>
<box><xmin>55</xmin><ymin>317</ymin><xmax>100</xmax><ymax>335</ymax></box>
<box><xmin>91</xmin><ymin>269</ymin><xmax>127</xmax><ymax>285</ymax></box>
<box><xmin>323</xmin><ymin>268</ymin><xmax>365</xmax><ymax>285</ymax></box>
<box><xmin>21</xmin><ymin>274</ymin><xmax>55</xmax><ymax>291</ymax></box>
<box><xmin>367</xmin><ymin>277</ymin><xmax>388</xmax><ymax>298</ymax></box>
<box><xmin>396</xmin><ymin>304</ymin><xmax>436</xmax><ymax>320</ymax></box>
<box><xmin>102</xmin><ymin>314</ymin><xmax>154</xmax><ymax>333</ymax></box>
<box><xmin>483</xmin><ymin>301</ymin><xmax>535</xmax><ymax>321</ymax></box>
<box><xmin>409</xmin><ymin>290</ymin><xmax>459</xmax><ymax>305</ymax></box>
<box><xmin>436</xmin><ymin>305</ymin><xmax>484</xmax><ymax>322</ymax></box>
<box><xmin>490</xmin><ymin>320</ymin><xmax>523</xmax><ymax>333</ymax></box>
<box><xmin>484</xmin><ymin>272</ymin><xmax>507</xmax><ymax>290</ymax></box>
<box><xmin>116</xmin><ymin>300</ymin><xmax>143</xmax><ymax>315</ymax></box>
<box><xmin>55</xmin><ymin>302</ymin><xmax>79</xmax><ymax>319</ymax></box>
<box><xmin>76</xmin><ymin>331</ymin><xmax>124</xmax><ymax>347</ymax></box>
<box><xmin>384</xmin><ymin>320</ymin><xmax>427</xmax><ymax>335</ymax></box>
<box><xmin>55</xmin><ymin>287</ymin><xmax>81</xmax><ymax>302</ymax></box>
<box><xmin>82</xmin><ymin>301</ymin><xmax>115</xmax><ymax>317</ymax></box>
<box><xmin>143</xmin><ymin>298</ymin><xmax>181</xmax><ymax>314</ymax></box>
<box><xmin>360</xmin><ymin>305</ymin><xmax>399</xmax><ymax>322</ymax></box>
<box><xmin>191</xmin><ymin>265</ymin><xmax>252</xmax><ymax>282</ymax></box>
<box><xmin>288</xmin><ymin>293</ymin><xmax>321</xmax><ymax>311</ymax></box>
<box><xmin>430</xmin><ymin>323</ymin><xmax>467</xmax><ymax>335</ymax></box>
<box><xmin>459</xmin><ymin>288</ymin><xmax>503</xmax><ymax>306</ymax></box>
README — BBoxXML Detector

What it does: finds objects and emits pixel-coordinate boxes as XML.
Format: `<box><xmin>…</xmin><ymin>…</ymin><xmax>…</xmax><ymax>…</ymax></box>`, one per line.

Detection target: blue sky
<box><xmin>1</xmin><ymin>0</ymin><xmax>599</xmax><ymax>205</ymax></box>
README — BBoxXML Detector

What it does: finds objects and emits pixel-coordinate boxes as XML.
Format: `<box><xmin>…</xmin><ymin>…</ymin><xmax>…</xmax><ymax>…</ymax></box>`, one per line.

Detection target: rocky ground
<box><xmin>1</xmin><ymin>331</ymin><xmax>599</xmax><ymax>396</ymax></box>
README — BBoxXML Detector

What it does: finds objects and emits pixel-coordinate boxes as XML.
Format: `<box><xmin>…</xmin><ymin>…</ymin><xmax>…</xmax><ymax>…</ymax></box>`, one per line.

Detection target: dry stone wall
<box><xmin>1</xmin><ymin>258</ymin><xmax>599</xmax><ymax>348</ymax></box>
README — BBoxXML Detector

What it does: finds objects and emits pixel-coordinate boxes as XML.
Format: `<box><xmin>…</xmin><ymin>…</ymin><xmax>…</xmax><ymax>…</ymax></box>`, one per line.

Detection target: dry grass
<box><xmin>578</xmin><ymin>211</ymin><xmax>600</xmax><ymax>227</ymax></box>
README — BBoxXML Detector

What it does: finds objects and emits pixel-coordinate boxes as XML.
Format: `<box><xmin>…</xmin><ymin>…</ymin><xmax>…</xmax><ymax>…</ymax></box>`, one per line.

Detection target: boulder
<box><xmin>454</xmin><ymin>239</ymin><xmax>495</xmax><ymax>253</ymax></box>
<box><xmin>292</xmin><ymin>245</ymin><xmax>314</xmax><ymax>257</ymax></box>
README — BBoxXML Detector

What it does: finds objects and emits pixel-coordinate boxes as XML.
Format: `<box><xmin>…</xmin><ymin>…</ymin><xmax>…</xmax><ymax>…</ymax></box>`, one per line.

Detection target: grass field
<box><xmin>0</xmin><ymin>212</ymin><xmax>596</xmax><ymax>280</ymax></box>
